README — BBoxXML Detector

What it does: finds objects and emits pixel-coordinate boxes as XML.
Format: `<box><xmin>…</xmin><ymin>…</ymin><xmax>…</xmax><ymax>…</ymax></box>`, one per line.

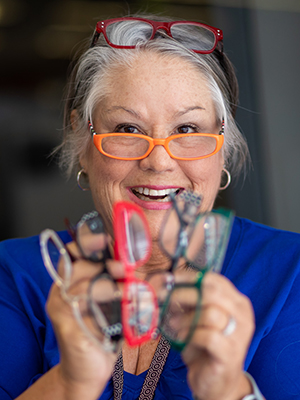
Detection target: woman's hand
<box><xmin>182</xmin><ymin>272</ymin><xmax>255</xmax><ymax>400</ymax></box>
<box><xmin>46</xmin><ymin>241</ymin><xmax>123</xmax><ymax>400</ymax></box>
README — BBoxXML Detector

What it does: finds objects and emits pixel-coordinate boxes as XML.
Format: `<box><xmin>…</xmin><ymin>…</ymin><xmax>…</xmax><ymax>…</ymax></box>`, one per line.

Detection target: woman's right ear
<box><xmin>70</xmin><ymin>109</ymin><xmax>79</xmax><ymax>132</ymax></box>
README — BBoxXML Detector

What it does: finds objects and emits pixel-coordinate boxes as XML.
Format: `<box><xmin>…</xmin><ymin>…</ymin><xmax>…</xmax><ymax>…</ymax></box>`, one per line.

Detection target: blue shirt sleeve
<box><xmin>0</xmin><ymin>235</ymin><xmax>62</xmax><ymax>398</ymax></box>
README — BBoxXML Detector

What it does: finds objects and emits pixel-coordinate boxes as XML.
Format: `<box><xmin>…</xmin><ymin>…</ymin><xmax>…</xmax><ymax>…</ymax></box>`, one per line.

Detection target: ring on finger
<box><xmin>222</xmin><ymin>316</ymin><xmax>236</xmax><ymax>336</ymax></box>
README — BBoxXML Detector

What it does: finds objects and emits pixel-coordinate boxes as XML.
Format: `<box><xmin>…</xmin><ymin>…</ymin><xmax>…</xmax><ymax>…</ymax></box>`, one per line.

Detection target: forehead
<box><xmin>98</xmin><ymin>52</ymin><xmax>215</xmax><ymax>115</ymax></box>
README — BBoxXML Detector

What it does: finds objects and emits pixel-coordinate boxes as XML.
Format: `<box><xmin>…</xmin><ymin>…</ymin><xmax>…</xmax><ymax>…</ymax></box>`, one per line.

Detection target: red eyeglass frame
<box><xmin>91</xmin><ymin>17</ymin><xmax>223</xmax><ymax>54</ymax></box>
<box><xmin>113</xmin><ymin>201</ymin><xmax>159</xmax><ymax>346</ymax></box>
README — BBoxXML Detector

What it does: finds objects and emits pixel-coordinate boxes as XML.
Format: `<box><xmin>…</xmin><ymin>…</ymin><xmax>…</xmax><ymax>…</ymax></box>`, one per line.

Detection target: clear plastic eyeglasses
<box><xmin>39</xmin><ymin>228</ymin><xmax>121</xmax><ymax>352</ymax></box>
<box><xmin>40</xmin><ymin>206</ymin><xmax>159</xmax><ymax>351</ymax></box>
<box><xmin>40</xmin><ymin>212</ymin><xmax>124</xmax><ymax>353</ymax></box>
<box><xmin>113</xmin><ymin>201</ymin><xmax>159</xmax><ymax>346</ymax></box>
<box><xmin>146</xmin><ymin>191</ymin><xmax>235</xmax><ymax>350</ymax></box>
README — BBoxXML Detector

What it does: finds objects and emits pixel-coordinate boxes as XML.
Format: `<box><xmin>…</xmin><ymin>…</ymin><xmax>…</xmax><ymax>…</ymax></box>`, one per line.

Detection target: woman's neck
<box><xmin>122</xmin><ymin>337</ymin><xmax>161</xmax><ymax>375</ymax></box>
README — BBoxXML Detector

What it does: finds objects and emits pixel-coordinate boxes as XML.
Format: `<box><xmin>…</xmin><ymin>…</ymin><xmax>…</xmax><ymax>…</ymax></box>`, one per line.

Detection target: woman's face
<box><xmin>80</xmin><ymin>52</ymin><xmax>224</xmax><ymax>244</ymax></box>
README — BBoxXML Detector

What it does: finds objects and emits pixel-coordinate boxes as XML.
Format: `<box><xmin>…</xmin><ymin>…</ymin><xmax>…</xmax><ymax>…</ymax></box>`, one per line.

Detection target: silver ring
<box><xmin>222</xmin><ymin>316</ymin><xmax>236</xmax><ymax>336</ymax></box>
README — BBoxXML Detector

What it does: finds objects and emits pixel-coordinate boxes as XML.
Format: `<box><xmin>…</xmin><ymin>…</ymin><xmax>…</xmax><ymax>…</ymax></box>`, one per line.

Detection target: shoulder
<box><xmin>223</xmin><ymin>216</ymin><xmax>300</xmax><ymax>278</ymax></box>
<box><xmin>0</xmin><ymin>234</ymin><xmax>42</xmax><ymax>266</ymax></box>
<box><xmin>231</xmin><ymin>216</ymin><xmax>300</xmax><ymax>247</ymax></box>
<box><xmin>223</xmin><ymin>217</ymin><xmax>300</xmax><ymax>299</ymax></box>
<box><xmin>0</xmin><ymin>231</ymin><xmax>71</xmax><ymax>261</ymax></box>
<box><xmin>0</xmin><ymin>231</ymin><xmax>71</xmax><ymax>297</ymax></box>
<box><xmin>0</xmin><ymin>231</ymin><xmax>71</xmax><ymax>266</ymax></box>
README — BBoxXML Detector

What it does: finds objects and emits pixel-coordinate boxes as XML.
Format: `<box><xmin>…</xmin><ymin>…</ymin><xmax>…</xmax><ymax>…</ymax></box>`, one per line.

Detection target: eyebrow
<box><xmin>106</xmin><ymin>106</ymin><xmax>141</xmax><ymax>118</ymax></box>
<box><xmin>175</xmin><ymin>106</ymin><xmax>206</xmax><ymax>117</ymax></box>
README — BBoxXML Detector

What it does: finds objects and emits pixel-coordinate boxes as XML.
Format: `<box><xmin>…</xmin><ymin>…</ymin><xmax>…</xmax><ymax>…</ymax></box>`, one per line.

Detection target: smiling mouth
<box><xmin>131</xmin><ymin>187</ymin><xmax>181</xmax><ymax>202</ymax></box>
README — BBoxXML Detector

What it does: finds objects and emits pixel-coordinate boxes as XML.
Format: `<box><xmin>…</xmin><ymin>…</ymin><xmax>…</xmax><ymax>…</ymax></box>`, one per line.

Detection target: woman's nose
<box><xmin>139</xmin><ymin>143</ymin><xmax>177</xmax><ymax>173</ymax></box>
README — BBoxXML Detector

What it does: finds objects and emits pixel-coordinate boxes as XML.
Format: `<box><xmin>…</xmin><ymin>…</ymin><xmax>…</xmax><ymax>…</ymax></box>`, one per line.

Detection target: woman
<box><xmin>0</xmin><ymin>15</ymin><xmax>299</xmax><ymax>400</ymax></box>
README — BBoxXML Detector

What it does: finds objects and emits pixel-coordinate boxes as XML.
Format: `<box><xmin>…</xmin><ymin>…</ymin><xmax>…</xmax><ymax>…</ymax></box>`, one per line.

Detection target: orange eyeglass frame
<box><xmin>89</xmin><ymin>121</ymin><xmax>224</xmax><ymax>161</ymax></box>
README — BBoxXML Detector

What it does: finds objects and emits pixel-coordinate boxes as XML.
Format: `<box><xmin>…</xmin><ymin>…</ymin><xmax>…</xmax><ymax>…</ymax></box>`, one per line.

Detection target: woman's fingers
<box><xmin>47</xmin><ymin>236</ymin><xmax>125</xmax><ymax>341</ymax></box>
<box><xmin>59</xmin><ymin>241</ymin><xmax>125</xmax><ymax>285</ymax></box>
<box><xmin>195</xmin><ymin>304</ymin><xmax>229</xmax><ymax>332</ymax></box>
<box><xmin>46</xmin><ymin>274</ymin><xmax>118</xmax><ymax>395</ymax></box>
<box><xmin>190</xmin><ymin>272</ymin><xmax>254</xmax><ymax>347</ymax></box>
<box><xmin>74</xmin><ymin>231</ymin><xmax>112</xmax><ymax>260</ymax></box>
<box><xmin>181</xmin><ymin>272</ymin><xmax>255</xmax><ymax>399</ymax></box>
<box><xmin>199</xmin><ymin>273</ymin><xmax>255</xmax><ymax>336</ymax></box>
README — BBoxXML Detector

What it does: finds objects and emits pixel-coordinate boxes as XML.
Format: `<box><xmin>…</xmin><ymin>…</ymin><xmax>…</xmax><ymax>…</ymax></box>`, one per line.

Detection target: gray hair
<box><xmin>59</xmin><ymin>15</ymin><xmax>250</xmax><ymax>179</ymax></box>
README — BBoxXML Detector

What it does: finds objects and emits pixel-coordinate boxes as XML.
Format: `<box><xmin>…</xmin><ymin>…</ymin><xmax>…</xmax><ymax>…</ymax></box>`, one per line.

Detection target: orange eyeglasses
<box><xmin>89</xmin><ymin>120</ymin><xmax>224</xmax><ymax>161</ymax></box>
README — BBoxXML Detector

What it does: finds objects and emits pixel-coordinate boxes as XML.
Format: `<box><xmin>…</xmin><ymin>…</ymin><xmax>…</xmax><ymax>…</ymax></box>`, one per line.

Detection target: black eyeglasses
<box><xmin>91</xmin><ymin>17</ymin><xmax>223</xmax><ymax>54</ymax></box>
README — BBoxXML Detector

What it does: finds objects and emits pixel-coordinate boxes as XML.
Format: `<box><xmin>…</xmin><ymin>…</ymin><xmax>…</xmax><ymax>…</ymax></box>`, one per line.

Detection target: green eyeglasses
<box><xmin>147</xmin><ymin>192</ymin><xmax>235</xmax><ymax>351</ymax></box>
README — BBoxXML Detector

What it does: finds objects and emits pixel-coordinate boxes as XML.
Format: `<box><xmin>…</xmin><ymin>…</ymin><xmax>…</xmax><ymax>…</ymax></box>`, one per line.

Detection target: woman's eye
<box><xmin>115</xmin><ymin>124</ymin><xmax>139</xmax><ymax>134</ymax></box>
<box><xmin>177</xmin><ymin>125</ymin><xmax>198</xmax><ymax>134</ymax></box>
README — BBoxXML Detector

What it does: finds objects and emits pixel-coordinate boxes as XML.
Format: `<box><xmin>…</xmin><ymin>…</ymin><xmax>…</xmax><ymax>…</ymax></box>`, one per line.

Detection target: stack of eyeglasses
<box><xmin>39</xmin><ymin>191</ymin><xmax>234</xmax><ymax>353</ymax></box>
<box><xmin>40</xmin><ymin>206</ymin><xmax>158</xmax><ymax>353</ymax></box>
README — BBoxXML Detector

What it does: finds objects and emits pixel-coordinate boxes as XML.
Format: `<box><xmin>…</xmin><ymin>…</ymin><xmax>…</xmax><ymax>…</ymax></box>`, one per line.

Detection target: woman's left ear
<box><xmin>79</xmin><ymin>154</ymin><xmax>88</xmax><ymax>173</ymax></box>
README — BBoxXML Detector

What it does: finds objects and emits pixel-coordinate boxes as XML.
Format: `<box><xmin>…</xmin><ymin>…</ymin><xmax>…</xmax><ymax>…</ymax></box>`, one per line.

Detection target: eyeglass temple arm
<box><xmin>168</xmin><ymin>192</ymin><xmax>190</xmax><ymax>269</ymax></box>
<box><xmin>91</xmin><ymin>32</ymin><xmax>100</xmax><ymax>48</ymax></box>
<box><xmin>216</xmin><ymin>40</ymin><xmax>223</xmax><ymax>53</ymax></box>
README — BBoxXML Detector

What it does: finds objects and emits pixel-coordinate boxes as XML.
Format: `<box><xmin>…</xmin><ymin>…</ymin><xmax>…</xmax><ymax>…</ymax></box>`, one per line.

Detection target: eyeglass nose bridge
<box><xmin>146</xmin><ymin>137</ymin><xmax>173</xmax><ymax>159</ymax></box>
<box><xmin>150</xmin><ymin>22</ymin><xmax>172</xmax><ymax>38</ymax></box>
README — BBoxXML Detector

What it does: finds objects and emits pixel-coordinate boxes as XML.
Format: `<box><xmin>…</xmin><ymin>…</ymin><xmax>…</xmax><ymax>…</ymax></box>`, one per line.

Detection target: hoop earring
<box><xmin>219</xmin><ymin>168</ymin><xmax>231</xmax><ymax>191</ymax></box>
<box><xmin>77</xmin><ymin>168</ymin><xmax>90</xmax><ymax>191</ymax></box>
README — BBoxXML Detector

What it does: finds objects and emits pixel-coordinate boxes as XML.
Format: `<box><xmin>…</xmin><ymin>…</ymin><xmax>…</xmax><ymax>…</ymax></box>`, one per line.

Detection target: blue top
<box><xmin>0</xmin><ymin>217</ymin><xmax>300</xmax><ymax>399</ymax></box>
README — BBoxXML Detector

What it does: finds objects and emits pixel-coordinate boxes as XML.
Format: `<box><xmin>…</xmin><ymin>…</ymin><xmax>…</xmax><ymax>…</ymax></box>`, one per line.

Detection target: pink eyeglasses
<box><xmin>113</xmin><ymin>201</ymin><xmax>159</xmax><ymax>346</ymax></box>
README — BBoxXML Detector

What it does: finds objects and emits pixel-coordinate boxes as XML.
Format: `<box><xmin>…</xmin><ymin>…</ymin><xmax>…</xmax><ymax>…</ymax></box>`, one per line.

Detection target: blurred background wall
<box><xmin>0</xmin><ymin>0</ymin><xmax>299</xmax><ymax>240</ymax></box>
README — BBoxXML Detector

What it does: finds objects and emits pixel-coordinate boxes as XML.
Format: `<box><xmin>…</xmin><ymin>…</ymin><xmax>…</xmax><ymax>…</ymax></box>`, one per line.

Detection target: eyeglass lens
<box><xmin>124</xmin><ymin>212</ymin><xmax>149</xmax><ymax>265</ymax></box>
<box><xmin>105</xmin><ymin>20</ymin><xmax>217</xmax><ymax>52</ymax></box>
<box><xmin>124</xmin><ymin>281</ymin><xmax>157</xmax><ymax>337</ymax></box>
<box><xmin>75</xmin><ymin>211</ymin><xmax>111</xmax><ymax>262</ymax></box>
<box><xmin>160</xmin><ymin>191</ymin><xmax>202</xmax><ymax>259</ymax></box>
<box><xmin>106</xmin><ymin>20</ymin><xmax>153</xmax><ymax>46</ymax></box>
<box><xmin>170</xmin><ymin>23</ymin><xmax>216</xmax><ymax>52</ymax></box>
<box><xmin>88</xmin><ymin>275</ymin><xmax>123</xmax><ymax>343</ymax></box>
<box><xmin>161</xmin><ymin>284</ymin><xmax>201</xmax><ymax>344</ymax></box>
<box><xmin>147</xmin><ymin>268</ymin><xmax>201</xmax><ymax>346</ymax></box>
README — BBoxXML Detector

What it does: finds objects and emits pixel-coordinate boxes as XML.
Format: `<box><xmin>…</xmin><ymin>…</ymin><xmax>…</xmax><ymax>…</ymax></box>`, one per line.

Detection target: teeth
<box><xmin>137</xmin><ymin>194</ymin><xmax>171</xmax><ymax>202</ymax></box>
<box><xmin>134</xmin><ymin>187</ymin><xmax>179</xmax><ymax>196</ymax></box>
<box><xmin>132</xmin><ymin>187</ymin><xmax>180</xmax><ymax>202</ymax></box>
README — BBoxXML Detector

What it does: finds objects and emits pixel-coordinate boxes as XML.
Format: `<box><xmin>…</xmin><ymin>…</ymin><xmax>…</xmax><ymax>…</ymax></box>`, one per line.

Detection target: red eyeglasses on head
<box><xmin>91</xmin><ymin>17</ymin><xmax>223</xmax><ymax>54</ymax></box>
